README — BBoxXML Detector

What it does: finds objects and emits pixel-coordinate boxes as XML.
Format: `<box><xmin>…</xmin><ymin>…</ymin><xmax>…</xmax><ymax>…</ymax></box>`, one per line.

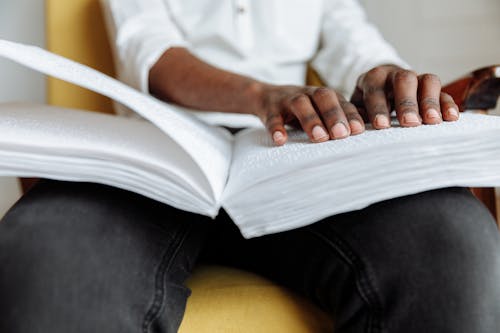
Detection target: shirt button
<box><xmin>236</xmin><ymin>5</ymin><xmax>246</xmax><ymax>14</ymax></box>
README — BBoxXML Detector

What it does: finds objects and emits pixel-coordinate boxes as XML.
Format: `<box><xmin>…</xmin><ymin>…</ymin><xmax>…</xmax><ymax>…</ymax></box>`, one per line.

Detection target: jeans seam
<box><xmin>141</xmin><ymin>223</ymin><xmax>193</xmax><ymax>333</ymax></box>
<box><xmin>307</xmin><ymin>228</ymin><xmax>386</xmax><ymax>333</ymax></box>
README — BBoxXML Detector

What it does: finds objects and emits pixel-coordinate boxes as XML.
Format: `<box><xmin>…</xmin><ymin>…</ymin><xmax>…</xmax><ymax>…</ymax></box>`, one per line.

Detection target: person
<box><xmin>0</xmin><ymin>0</ymin><xmax>499</xmax><ymax>332</ymax></box>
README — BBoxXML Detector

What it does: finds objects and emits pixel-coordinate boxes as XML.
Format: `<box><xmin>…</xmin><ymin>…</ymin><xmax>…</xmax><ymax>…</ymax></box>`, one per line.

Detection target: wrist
<box><xmin>242</xmin><ymin>80</ymin><xmax>269</xmax><ymax>116</ymax></box>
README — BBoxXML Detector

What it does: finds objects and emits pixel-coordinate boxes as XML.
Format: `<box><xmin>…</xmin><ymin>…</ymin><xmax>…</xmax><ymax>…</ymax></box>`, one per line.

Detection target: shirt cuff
<box><xmin>120</xmin><ymin>36</ymin><xmax>190</xmax><ymax>94</ymax></box>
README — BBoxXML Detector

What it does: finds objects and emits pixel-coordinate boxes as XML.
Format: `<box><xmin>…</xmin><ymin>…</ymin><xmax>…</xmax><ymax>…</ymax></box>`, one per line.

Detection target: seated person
<box><xmin>0</xmin><ymin>0</ymin><xmax>499</xmax><ymax>332</ymax></box>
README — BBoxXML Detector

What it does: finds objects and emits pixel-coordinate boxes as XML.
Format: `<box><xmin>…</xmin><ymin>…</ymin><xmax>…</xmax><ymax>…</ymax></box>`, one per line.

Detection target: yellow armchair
<box><xmin>45</xmin><ymin>0</ymin><xmax>334</xmax><ymax>331</ymax></box>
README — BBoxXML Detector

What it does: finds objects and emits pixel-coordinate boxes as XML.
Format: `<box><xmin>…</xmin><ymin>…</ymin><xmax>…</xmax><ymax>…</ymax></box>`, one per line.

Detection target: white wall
<box><xmin>0</xmin><ymin>0</ymin><xmax>45</xmax><ymax>217</ymax></box>
<box><xmin>364</xmin><ymin>0</ymin><xmax>500</xmax><ymax>82</ymax></box>
<box><xmin>0</xmin><ymin>0</ymin><xmax>45</xmax><ymax>103</ymax></box>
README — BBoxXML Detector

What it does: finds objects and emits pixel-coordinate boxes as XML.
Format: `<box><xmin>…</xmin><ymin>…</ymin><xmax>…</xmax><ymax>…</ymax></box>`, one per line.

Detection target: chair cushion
<box><xmin>179</xmin><ymin>266</ymin><xmax>334</xmax><ymax>333</ymax></box>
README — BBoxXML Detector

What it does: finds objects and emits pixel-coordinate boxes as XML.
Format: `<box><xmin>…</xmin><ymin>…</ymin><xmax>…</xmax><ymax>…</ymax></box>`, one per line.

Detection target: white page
<box><xmin>224</xmin><ymin>113</ymin><xmax>500</xmax><ymax>196</ymax></box>
<box><xmin>0</xmin><ymin>151</ymin><xmax>216</xmax><ymax>215</ymax></box>
<box><xmin>0</xmin><ymin>103</ymin><xmax>217</xmax><ymax>215</ymax></box>
<box><xmin>0</xmin><ymin>39</ymin><xmax>232</xmax><ymax>203</ymax></box>
<box><xmin>227</xmin><ymin>137</ymin><xmax>500</xmax><ymax>237</ymax></box>
<box><xmin>223</xmin><ymin>113</ymin><xmax>500</xmax><ymax>237</ymax></box>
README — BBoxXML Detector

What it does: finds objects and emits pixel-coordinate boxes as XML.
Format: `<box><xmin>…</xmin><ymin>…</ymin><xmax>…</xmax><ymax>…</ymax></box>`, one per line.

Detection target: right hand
<box><xmin>254</xmin><ymin>84</ymin><xmax>365</xmax><ymax>146</ymax></box>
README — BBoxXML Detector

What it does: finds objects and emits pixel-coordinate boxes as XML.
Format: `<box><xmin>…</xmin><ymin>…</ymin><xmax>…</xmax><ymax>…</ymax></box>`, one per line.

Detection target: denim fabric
<box><xmin>0</xmin><ymin>180</ymin><xmax>499</xmax><ymax>333</ymax></box>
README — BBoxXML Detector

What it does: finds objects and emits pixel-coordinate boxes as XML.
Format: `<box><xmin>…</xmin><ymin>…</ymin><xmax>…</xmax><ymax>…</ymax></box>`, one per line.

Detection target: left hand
<box><xmin>350</xmin><ymin>65</ymin><xmax>459</xmax><ymax>129</ymax></box>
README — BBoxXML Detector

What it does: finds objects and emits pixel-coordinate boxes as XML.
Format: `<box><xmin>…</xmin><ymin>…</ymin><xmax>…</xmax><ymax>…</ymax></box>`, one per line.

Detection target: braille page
<box><xmin>225</xmin><ymin>113</ymin><xmax>500</xmax><ymax>195</ymax></box>
<box><xmin>0</xmin><ymin>39</ymin><xmax>231</xmax><ymax>203</ymax></box>
<box><xmin>0</xmin><ymin>103</ymin><xmax>218</xmax><ymax>216</ymax></box>
<box><xmin>223</xmin><ymin>113</ymin><xmax>500</xmax><ymax>237</ymax></box>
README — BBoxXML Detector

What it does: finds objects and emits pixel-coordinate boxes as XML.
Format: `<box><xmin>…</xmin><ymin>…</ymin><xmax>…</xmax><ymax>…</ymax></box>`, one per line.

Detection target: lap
<box><xmin>4</xmin><ymin>181</ymin><xmax>497</xmax><ymax>294</ymax></box>
<box><xmin>1</xmin><ymin>181</ymin><xmax>498</xmax><ymax>332</ymax></box>
<box><xmin>204</xmin><ymin>187</ymin><xmax>500</xmax><ymax>331</ymax></box>
<box><xmin>205</xmin><ymin>186</ymin><xmax>498</xmax><ymax>274</ymax></box>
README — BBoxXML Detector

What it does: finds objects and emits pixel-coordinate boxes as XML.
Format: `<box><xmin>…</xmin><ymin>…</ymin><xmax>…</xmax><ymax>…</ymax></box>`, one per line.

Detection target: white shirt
<box><xmin>101</xmin><ymin>0</ymin><xmax>409</xmax><ymax>127</ymax></box>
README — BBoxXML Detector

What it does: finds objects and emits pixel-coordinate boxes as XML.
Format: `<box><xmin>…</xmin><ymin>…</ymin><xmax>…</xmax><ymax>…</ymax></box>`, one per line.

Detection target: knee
<box><xmin>0</xmin><ymin>181</ymin><xmax>196</xmax><ymax>332</ymax></box>
<box><xmin>1</xmin><ymin>180</ymin><xmax>176</xmax><ymax>242</ymax></box>
<box><xmin>402</xmin><ymin>187</ymin><xmax>498</xmax><ymax>257</ymax></box>
<box><xmin>341</xmin><ymin>187</ymin><xmax>499</xmax><ymax>301</ymax></box>
<box><xmin>313</xmin><ymin>188</ymin><xmax>500</xmax><ymax>331</ymax></box>
<box><xmin>0</xmin><ymin>181</ymin><xmax>169</xmax><ymax>284</ymax></box>
<box><xmin>375</xmin><ymin>187</ymin><xmax>499</xmax><ymax>267</ymax></box>
<box><xmin>0</xmin><ymin>180</ymin><xmax>207</xmax><ymax>285</ymax></box>
<box><xmin>3</xmin><ymin>180</ymin><xmax>145</xmax><ymax>230</ymax></box>
<box><xmin>371</xmin><ymin>188</ymin><xmax>500</xmax><ymax>305</ymax></box>
<box><xmin>356</xmin><ymin>188</ymin><xmax>500</xmax><ymax>330</ymax></box>
<box><xmin>0</xmin><ymin>181</ymin><xmax>127</xmax><ymax>274</ymax></box>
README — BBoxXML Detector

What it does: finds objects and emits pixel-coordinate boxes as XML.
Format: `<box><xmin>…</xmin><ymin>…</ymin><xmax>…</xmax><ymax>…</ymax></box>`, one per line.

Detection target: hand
<box><xmin>255</xmin><ymin>84</ymin><xmax>365</xmax><ymax>146</ymax></box>
<box><xmin>350</xmin><ymin>65</ymin><xmax>460</xmax><ymax>129</ymax></box>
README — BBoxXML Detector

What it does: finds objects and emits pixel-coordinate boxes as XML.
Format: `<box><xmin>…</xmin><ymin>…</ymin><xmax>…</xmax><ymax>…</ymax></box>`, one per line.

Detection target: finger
<box><xmin>418</xmin><ymin>74</ymin><xmax>442</xmax><ymax>124</ymax></box>
<box><xmin>392</xmin><ymin>69</ymin><xmax>421</xmax><ymax>127</ymax></box>
<box><xmin>338</xmin><ymin>92</ymin><xmax>365</xmax><ymax>135</ymax></box>
<box><xmin>341</xmin><ymin>99</ymin><xmax>366</xmax><ymax>135</ymax></box>
<box><xmin>361</xmin><ymin>67</ymin><xmax>392</xmax><ymax>129</ymax></box>
<box><xmin>264</xmin><ymin>110</ymin><xmax>288</xmax><ymax>146</ymax></box>
<box><xmin>350</xmin><ymin>85</ymin><xmax>369</xmax><ymax>125</ymax></box>
<box><xmin>288</xmin><ymin>94</ymin><xmax>330</xmax><ymax>143</ymax></box>
<box><xmin>440</xmin><ymin>92</ymin><xmax>460</xmax><ymax>121</ymax></box>
<box><xmin>310</xmin><ymin>88</ymin><xmax>351</xmax><ymax>139</ymax></box>
<box><xmin>350</xmin><ymin>86</ymin><xmax>363</xmax><ymax>108</ymax></box>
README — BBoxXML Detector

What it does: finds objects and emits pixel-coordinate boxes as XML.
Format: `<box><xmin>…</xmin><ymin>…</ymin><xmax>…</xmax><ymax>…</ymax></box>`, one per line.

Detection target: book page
<box><xmin>0</xmin><ymin>103</ymin><xmax>218</xmax><ymax>216</ymax></box>
<box><xmin>0</xmin><ymin>39</ymin><xmax>231</xmax><ymax>203</ymax></box>
<box><xmin>225</xmin><ymin>114</ymin><xmax>500</xmax><ymax>195</ymax></box>
<box><xmin>223</xmin><ymin>113</ymin><xmax>500</xmax><ymax>237</ymax></box>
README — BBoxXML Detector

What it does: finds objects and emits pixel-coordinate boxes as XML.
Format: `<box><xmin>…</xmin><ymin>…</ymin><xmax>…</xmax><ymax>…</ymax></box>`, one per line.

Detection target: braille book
<box><xmin>1</xmin><ymin>39</ymin><xmax>500</xmax><ymax>238</ymax></box>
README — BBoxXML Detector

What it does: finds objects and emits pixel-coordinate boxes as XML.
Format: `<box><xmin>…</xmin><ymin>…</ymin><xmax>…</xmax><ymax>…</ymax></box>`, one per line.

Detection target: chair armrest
<box><xmin>442</xmin><ymin>65</ymin><xmax>500</xmax><ymax>112</ymax></box>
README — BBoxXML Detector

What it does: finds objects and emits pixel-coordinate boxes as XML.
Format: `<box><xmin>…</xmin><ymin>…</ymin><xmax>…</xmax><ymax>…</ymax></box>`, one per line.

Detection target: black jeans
<box><xmin>0</xmin><ymin>180</ymin><xmax>499</xmax><ymax>333</ymax></box>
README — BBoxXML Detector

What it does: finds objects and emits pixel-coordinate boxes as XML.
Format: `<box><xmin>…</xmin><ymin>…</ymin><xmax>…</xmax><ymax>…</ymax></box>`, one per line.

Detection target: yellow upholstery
<box><xmin>180</xmin><ymin>266</ymin><xmax>333</xmax><ymax>332</ymax></box>
<box><xmin>46</xmin><ymin>0</ymin><xmax>333</xmax><ymax>331</ymax></box>
<box><xmin>46</xmin><ymin>0</ymin><xmax>115</xmax><ymax>113</ymax></box>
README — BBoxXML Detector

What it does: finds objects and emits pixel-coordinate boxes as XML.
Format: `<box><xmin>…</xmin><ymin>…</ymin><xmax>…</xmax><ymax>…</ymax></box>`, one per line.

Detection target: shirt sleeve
<box><xmin>311</xmin><ymin>0</ymin><xmax>410</xmax><ymax>97</ymax></box>
<box><xmin>100</xmin><ymin>0</ymin><xmax>189</xmax><ymax>93</ymax></box>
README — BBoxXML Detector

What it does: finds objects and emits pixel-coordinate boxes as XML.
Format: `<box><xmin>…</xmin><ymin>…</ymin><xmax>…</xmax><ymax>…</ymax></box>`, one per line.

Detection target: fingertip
<box><xmin>331</xmin><ymin>122</ymin><xmax>350</xmax><ymax>139</ymax></box>
<box><xmin>272</xmin><ymin>130</ymin><xmax>287</xmax><ymax>146</ymax></box>
<box><xmin>374</xmin><ymin>114</ymin><xmax>390</xmax><ymax>129</ymax></box>
<box><xmin>444</xmin><ymin>107</ymin><xmax>459</xmax><ymax>121</ymax></box>
<box><xmin>423</xmin><ymin>108</ymin><xmax>442</xmax><ymax>124</ymax></box>
<box><xmin>401</xmin><ymin>112</ymin><xmax>421</xmax><ymax>127</ymax></box>
<box><xmin>311</xmin><ymin>125</ymin><xmax>330</xmax><ymax>143</ymax></box>
<box><xmin>348</xmin><ymin>119</ymin><xmax>365</xmax><ymax>135</ymax></box>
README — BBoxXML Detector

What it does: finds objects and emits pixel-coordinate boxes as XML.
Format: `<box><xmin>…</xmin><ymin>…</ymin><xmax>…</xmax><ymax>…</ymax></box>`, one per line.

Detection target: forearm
<box><xmin>149</xmin><ymin>47</ymin><xmax>263</xmax><ymax>115</ymax></box>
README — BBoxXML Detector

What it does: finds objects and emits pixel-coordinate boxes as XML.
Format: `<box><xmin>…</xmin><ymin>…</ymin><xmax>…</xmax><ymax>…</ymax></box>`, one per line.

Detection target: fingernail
<box><xmin>447</xmin><ymin>107</ymin><xmax>459</xmax><ymax>118</ymax></box>
<box><xmin>272</xmin><ymin>131</ymin><xmax>285</xmax><ymax>145</ymax></box>
<box><xmin>331</xmin><ymin>122</ymin><xmax>349</xmax><ymax>139</ymax></box>
<box><xmin>349</xmin><ymin>120</ymin><xmax>364</xmax><ymax>134</ymax></box>
<box><xmin>426</xmin><ymin>108</ymin><xmax>441</xmax><ymax>119</ymax></box>
<box><xmin>374</xmin><ymin>114</ymin><xmax>390</xmax><ymax>128</ymax></box>
<box><xmin>403</xmin><ymin>113</ymin><xmax>420</xmax><ymax>125</ymax></box>
<box><xmin>312</xmin><ymin>125</ymin><xmax>329</xmax><ymax>141</ymax></box>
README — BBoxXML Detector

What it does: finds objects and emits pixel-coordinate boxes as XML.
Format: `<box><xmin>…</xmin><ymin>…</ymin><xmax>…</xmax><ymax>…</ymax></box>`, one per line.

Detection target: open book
<box><xmin>1</xmin><ymin>39</ymin><xmax>500</xmax><ymax>238</ymax></box>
